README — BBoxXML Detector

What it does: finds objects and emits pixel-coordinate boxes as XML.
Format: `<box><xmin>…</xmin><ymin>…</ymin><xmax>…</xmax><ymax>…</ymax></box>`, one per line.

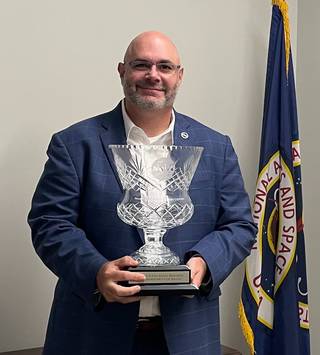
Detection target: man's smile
<box><xmin>137</xmin><ymin>86</ymin><xmax>165</xmax><ymax>96</ymax></box>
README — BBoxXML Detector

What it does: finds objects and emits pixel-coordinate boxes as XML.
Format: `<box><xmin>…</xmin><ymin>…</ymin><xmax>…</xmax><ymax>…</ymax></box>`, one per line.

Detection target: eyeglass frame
<box><xmin>125</xmin><ymin>59</ymin><xmax>182</xmax><ymax>74</ymax></box>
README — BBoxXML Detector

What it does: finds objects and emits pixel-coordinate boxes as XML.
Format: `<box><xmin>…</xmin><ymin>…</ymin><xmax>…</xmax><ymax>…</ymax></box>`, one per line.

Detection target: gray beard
<box><xmin>127</xmin><ymin>93</ymin><xmax>173</xmax><ymax>110</ymax></box>
<box><xmin>122</xmin><ymin>80</ymin><xmax>177</xmax><ymax>111</ymax></box>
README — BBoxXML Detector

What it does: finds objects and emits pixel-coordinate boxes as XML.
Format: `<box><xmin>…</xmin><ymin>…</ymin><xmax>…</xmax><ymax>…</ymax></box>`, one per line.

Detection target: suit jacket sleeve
<box><xmin>28</xmin><ymin>133</ymin><xmax>107</xmax><ymax>305</ymax></box>
<box><xmin>185</xmin><ymin>136</ymin><xmax>257</xmax><ymax>298</ymax></box>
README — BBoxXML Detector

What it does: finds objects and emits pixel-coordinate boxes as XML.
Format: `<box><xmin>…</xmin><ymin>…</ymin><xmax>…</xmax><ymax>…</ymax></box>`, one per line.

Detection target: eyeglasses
<box><xmin>127</xmin><ymin>60</ymin><xmax>181</xmax><ymax>74</ymax></box>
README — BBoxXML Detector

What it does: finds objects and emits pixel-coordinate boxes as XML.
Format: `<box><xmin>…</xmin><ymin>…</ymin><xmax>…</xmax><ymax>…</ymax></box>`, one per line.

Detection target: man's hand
<box><xmin>96</xmin><ymin>256</ymin><xmax>145</xmax><ymax>304</ymax></box>
<box><xmin>186</xmin><ymin>255</ymin><xmax>207</xmax><ymax>288</ymax></box>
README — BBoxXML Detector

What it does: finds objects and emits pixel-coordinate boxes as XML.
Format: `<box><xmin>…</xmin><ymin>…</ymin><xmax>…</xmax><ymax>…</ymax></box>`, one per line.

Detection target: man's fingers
<box><xmin>187</xmin><ymin>261</ymin><xmax>197</xmax><ymax>280</ymax></box>
<box><xmin>114</xmin><ymin>256</ymin><xmax>139</xmax><ymax>269</ymax></box>
<box><xmin>189</xmin><ymin>268</ymin><xmax>196</xmax><ymax>280</ymax></box>
<box><xmin>112</xmin><ymin>270</ymin><xmax>145</xmax><ymax>283</ymax></box>
<box><xmin>187</xmin><ymin>256</ymin><xmax>207</xmax><ymax>287</ymax></box>
<box><xmin>191</xmin><ymin>271</ymin><xmax>203</xmax><ymax>288</ymax></box>
<box><xmin>116</xmin><ymin>284</ymin><xmax>141</xmax><ymax>297</ymax></box>
<box><xmin>97</xmin><ymin>257</ymin><xmax>144</xmax><ymax>304</ymax></box>
<box><xmin>106</xmin><ymin>284</ymin><xmax>141</xmax><ymax>299</ymax></box>
<box><xmin>102</xmin><ymin>282</ymin><xmax>141</xmax><ymax>304</ymax></box>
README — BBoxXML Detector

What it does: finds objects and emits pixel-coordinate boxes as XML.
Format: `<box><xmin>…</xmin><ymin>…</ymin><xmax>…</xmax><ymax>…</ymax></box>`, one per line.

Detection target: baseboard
<box><xmin>0</xmin><ymin>345</ymin><xmax>241</xmax><ymax>355</ymax></box>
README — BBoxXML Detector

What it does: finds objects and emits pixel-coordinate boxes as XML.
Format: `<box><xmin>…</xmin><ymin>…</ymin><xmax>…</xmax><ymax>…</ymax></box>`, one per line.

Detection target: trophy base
<box><xmin>128</xmin><ymin>265</ymin><xmax>198</xmax><ymax>295</ymax></box>
<box><xmin>130</xmin><ymin>244</ymin><xmax>180</xmax><ymax>266</ymax></box>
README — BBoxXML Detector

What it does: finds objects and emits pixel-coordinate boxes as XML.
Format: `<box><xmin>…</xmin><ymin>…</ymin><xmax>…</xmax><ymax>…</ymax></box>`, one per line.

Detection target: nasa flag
<box><xmin>239</xmin><ymin>1</ymin><xmax>311</xmax><ymax>354</ymax></box>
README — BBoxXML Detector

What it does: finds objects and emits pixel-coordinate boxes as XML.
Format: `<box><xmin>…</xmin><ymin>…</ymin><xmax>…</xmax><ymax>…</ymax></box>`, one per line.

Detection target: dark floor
<box><xmin>0</xmin><ymin>349</ymin><xmax>41</xmax><ymax>355</ymax></box>
<box><xmin>0</xmin><ymin>345</ymin><xmax>241</xmax><ymax>355</ymax></box>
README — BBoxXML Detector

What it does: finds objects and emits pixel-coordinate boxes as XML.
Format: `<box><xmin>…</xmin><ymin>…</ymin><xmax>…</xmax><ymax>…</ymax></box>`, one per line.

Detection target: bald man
<box><xmin>28</xmin><ymin>31</ymin><xmax>256</xmax><ymax>355</ymax></box>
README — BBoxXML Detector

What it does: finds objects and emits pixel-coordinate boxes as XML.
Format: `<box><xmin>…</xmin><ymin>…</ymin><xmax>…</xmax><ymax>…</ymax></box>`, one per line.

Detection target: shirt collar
<box><xmin>121</xmin><ymin>99</ymin><xmax>175</xmax><ymax>145</ymax></box>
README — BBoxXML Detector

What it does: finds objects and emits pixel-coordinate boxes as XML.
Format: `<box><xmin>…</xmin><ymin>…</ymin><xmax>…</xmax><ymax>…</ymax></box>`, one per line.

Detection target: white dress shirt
<box><xmin>121</xmin><ymin>100</ymin><xmax>175</xmax><ymax>317</ymax></box>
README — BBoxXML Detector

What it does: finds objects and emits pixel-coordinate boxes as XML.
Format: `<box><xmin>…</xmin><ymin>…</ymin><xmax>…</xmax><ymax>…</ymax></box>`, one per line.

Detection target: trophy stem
<box><xmin>144</xmin><ymin>228</ymin><xmax>166</xmax><ymax>244</ymax></box>
<box><xmin>130</xmin><ymin>228</ymin><xmax>180</xmax><ymax>266</ymax></box>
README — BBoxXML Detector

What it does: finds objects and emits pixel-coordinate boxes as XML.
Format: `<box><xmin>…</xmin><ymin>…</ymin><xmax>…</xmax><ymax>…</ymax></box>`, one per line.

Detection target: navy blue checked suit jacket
<box><xmin>28</xmin><ymin>103</ymin><xmax>257</xmax><ymax>355</ymax></box>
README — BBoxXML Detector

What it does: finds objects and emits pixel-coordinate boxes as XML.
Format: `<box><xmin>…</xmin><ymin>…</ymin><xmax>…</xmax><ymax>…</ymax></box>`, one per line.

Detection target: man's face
<box><xmin>118</xmin><ymin>34</ymin><xmax>183</xmax><ymax>110</ymax></box>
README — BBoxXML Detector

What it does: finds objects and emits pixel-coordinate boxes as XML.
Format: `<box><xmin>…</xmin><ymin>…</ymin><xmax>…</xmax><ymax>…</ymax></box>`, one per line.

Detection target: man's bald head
<box><xmin>118</xmin><ymin>31</ymin><xmax>183</xmax><ymax>112</ymax></box>
<box><xmin>123</xmin><ymin>31</ymin><xmax>181</xmax><ymax>65</ymax></box>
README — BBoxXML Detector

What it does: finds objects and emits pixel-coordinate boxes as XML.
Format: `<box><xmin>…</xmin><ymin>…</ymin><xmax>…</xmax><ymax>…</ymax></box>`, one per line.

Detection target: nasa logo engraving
<box><xmin>151</xmin><ymin>158</ymin><xmax>175</xmax><ymax>180</ymax></box>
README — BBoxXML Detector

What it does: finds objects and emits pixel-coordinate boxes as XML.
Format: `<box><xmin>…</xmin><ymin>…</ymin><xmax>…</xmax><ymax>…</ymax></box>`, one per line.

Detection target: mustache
<box><xmin>136</xmin><ymin>80</ymin><xmax>165</xmax><ymax>91</ymax></box>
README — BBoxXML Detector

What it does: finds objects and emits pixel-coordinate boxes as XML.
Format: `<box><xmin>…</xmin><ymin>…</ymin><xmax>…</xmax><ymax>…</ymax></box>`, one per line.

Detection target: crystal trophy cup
<box><xmin>109</xmin><ymin>144</ymin><xmax>203</xmax><ymax>295</ymax></box>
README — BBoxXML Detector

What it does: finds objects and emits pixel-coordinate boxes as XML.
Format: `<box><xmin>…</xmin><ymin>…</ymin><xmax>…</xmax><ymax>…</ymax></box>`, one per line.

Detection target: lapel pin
<box><xmin>180</xmin><ymin>132</ymin><xmax>189</xmax><ymax>139</ymax></box>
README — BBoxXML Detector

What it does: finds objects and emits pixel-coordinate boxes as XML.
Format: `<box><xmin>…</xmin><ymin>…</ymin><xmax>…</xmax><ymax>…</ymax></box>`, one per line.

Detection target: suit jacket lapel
<box><xmin>174</xmin><ymin>111</ymin><xmax>205</xmax><ymax>177</ymax></box>
<box><xmin>100</xmin><ymin>103</ymin><xmax>145</xmax><ymax>243</ymax></box>
<box><xmin>173</xmin><ymin>111</ymin><xmax>197</xmax><ymax>147</ymax></box>
<box><xmin>100</xmin><ymin>103</ymin><xmax>127</xmax><ymax>192</ymax></box>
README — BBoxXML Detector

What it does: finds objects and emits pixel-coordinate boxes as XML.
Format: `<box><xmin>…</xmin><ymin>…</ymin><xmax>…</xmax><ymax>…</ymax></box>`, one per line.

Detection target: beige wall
<box><xmin>0</xmin><ymin>1</ymin><xmax>299</xmax><ymax>353</ymax></box>
<box><xmin>297</xmin><ymin>0</ymin><xmax>320</xmax><ymax>354</ymax></box>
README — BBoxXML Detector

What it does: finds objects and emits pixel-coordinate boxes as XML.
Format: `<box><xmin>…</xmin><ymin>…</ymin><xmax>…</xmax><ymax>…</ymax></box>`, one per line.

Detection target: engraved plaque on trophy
<box><xmin>109</xmin><ymin>144</ymin><xmax>203</xmax><ymax>295</ymax></box>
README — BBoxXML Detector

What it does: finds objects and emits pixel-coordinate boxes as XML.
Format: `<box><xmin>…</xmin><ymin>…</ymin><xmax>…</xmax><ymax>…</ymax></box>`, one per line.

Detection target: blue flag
<box><xmin>239</xmin><ymin>1</ymin><xmax>311</xmax><ymax>354</ymax></box>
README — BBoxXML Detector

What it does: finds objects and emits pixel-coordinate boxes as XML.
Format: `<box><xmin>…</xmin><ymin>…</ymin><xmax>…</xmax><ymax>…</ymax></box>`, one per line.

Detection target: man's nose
<box><xmin>145</xmin><ymin>65</ymin><xmax>161</xmax><ymax>81</ymax></box>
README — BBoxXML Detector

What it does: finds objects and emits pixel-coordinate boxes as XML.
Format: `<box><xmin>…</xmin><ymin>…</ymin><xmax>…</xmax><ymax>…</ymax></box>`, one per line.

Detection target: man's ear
<box><xmin>178</xmin><ymin>67</ymin><xmax>184</xmax><ymax>86</ymax></box>
<box><xmin>118</xmin><ymin>62</ymin><xmax>125</xmax><ymax>78</ymax></box>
